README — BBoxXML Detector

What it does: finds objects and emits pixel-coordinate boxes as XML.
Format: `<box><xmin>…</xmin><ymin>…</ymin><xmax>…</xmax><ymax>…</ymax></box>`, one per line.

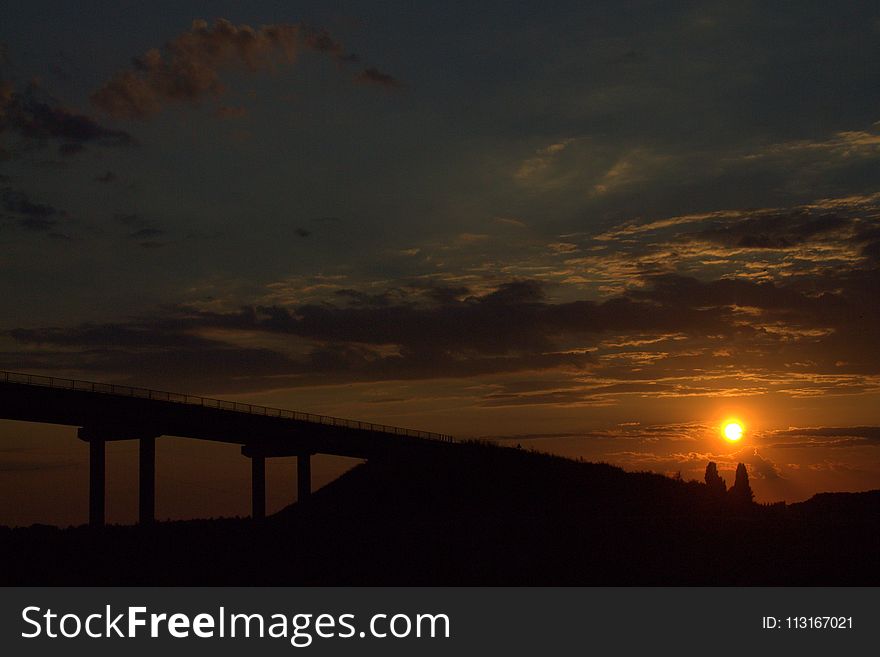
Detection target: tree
<box><xmin>728</xmin><ymin>463</ymin><xmax>754</xmax><ymax>504</ymax></box>
<box><xmin>704</xmin><ymin>462</ymin><xmax>726</xmax><ymax>496</ymax></box>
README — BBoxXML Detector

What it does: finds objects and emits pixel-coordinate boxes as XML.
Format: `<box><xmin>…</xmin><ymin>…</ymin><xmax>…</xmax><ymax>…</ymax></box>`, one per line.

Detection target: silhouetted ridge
<box><xmin>0</xmin><ymin>442</ymin><xmax>877</xmax><ymax>585</ymax></box>
<box><xmin>789</xmin><ymin>490</ymin><xmax>880</xmax><ymax>517</ymax></box>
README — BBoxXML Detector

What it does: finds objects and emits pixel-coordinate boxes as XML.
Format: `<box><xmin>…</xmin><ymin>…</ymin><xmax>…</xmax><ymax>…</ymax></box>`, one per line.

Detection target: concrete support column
<box><xmin>297</xmin><ymin>453</ymin><xmax>311</xmax><ymax>502</ymax></box>
<box><xmin>89</xmin><ymin>437</ymin><xmax>105</xmax><ymax>528</ymax></box>
<box><xmin>252</xmin><ymin>455</ymin><xmax>266</xmax><ymax>521</ymax></box>
<box><xmin>139</xmin><ymin>436</ymin><xmax>156</xmax><ymax>525</ymax></box>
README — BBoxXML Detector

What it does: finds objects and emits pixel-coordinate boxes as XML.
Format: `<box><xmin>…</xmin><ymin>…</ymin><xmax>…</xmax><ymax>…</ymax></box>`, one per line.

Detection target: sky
<box><xmin>2</xmin><ymin>1</ymin><xmax>880</xmax><ymax>525</ymax></box>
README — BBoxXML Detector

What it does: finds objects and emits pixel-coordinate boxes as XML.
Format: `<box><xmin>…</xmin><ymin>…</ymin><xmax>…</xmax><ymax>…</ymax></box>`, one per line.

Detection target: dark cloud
<box><xmin>769</xmin><ymin>426</ymin><xmax>880</xmax><ymax>448</ymax></box>
<box><xmin>16</xmin><ymin>216</ymin><xmax>57</xmax><ymax>232</ymax></box>
<box><xmin>0</xmin><ymin>79</ymin><xmax>133</xmax><ymax>152</ymax></box>
<box><xmin>5</xmin><ymin>192</ymin><xmax>880</xmax><ymax>393</ymax></box>
<box><xmin>738</xmin><ymin>448</ymin><xmax>783</xmax><ymax>480</ymax></box>
<box><xmin>3</xmin><ymin>325</ymin><xmax>594</xmax><ymax>394</ymax></box>
<box><xmin>596</xmin><ymin>201</ymin><xmax>880</xmax><ymax>288</ymax></box>
<box><xmin>333</xmin><ymin>288</ymin><xmax>402</xmax><ymax>307</ymax></box>
<box><xmin>0</xmin><ymin>342</ymin><xmax>306</xmax><ymax>394</ymax></box>
<box><xmin>9</xmin><ymin>322</ymin><xmax>212</xmax><ymax>348</ymax></box>
<box><xmin>2</xmin><ymin>277</ymin><xmax>732</xmax><ymax>390</ymax></box>
<box><xmin>57</xmin><ymin>142</ymin><xmax>84</xmax><ymax>156</ymax></box>
<box><xmin>479</xmin><ymin>387</ymin><xmax>601</xmax><ymax>408</ymax></box>
<box><xmin>355</xmin><ymin>67</ymin><xmax>403</xmax><ymax>88</ymax></box>
<box><xmin>629</xmin><ymin>274</ymin><xmax>836</xmax><ymax>317</ymax></box>
<box><xmin>295</xmin><ymin>227</ymin><xmax>311</xmax><ymax>238</ymax></box>
<box><xmin>1</xmin><ymin>187</ymin><xmax>65</xmax><ymax>231</ymax></box>
<box><xmin>303</xmin><ymin>29</ymin><xmax>346</xmax><ymax>57</ymax></box>
<box><xmin>48</xmin><ymin>63</ymin><xmax>71</xmax><ymax>83</ymax></box>
<box><xmin>95</xmin><ymin>171</ymin><xmax>117</xmax><ymax>183</ymax></box>
<box><xmin>128</xmin><ymin>227</ymin><xmax>164</xmax><ymax>239</ymax></box>
<box><xmin>425</xmin><ymin>285</ymin><xmax>471</xmax><ymax>305</ymax></box>
<box><xmin>91</xmin><ymin>19</ymin><xmax>363</xmax><ymax>119</ymax></box>
<box><xmin>2</xmin><ymin>187</ymin><xmax>58</xmax><ymax>218</ymax></box>
<box><xmin>692</xmin><ymin>211</ymin><xmax>851</xmax><ymax>250</ymax></box>
<box><xmin>214</xmin><ymin>105</ymin><xmax>247</xmax><ymax>120</ymax></box>
<box><xmin>113</xmin><ymin>213</ymin><xmax>166</xmax><ymax>245</ymax></box>
<box><xmin>114</xmin><ymin>212</ymin><xmax>145</xmax><ymax>226</ymax></box>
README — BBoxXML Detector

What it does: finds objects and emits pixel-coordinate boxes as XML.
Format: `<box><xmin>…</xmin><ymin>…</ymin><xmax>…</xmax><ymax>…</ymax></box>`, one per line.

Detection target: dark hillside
<box><xmin>1</xmin><ymin>443</ymin><xmax>877</xmax><ymax>585</ymax></box>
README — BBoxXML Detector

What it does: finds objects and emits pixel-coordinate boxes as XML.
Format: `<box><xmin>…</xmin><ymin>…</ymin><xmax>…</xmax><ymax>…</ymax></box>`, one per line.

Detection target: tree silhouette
<box><xmin>704</xmin><ymin>462</ymin><xmax>726</xmax><ymax>496</ymax></box>
<box><xmin>728</xmin><ymin>463</ymin><xmax>754</xmax><ymax>504</ymax></box>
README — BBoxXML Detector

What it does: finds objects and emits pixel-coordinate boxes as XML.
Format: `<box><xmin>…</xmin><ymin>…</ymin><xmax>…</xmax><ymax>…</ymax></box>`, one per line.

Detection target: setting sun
<box><xmin>723</xmin><ymin>422</ymin><xmax>744</xmax><ymax>442</ymax></box>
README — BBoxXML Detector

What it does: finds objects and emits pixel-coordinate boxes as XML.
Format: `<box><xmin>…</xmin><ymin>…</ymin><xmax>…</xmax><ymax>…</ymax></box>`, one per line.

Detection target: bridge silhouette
<box><xmin>0</xmin><ymin>370</ymin><xmax>455</xmax><ymax>527</ymax></box>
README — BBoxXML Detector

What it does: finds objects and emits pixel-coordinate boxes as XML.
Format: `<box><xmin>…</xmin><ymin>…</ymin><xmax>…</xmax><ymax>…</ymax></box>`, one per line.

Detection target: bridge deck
<box><xmin>0</xmin><ymin>370</ymin><xmax>454</xmax><ymax>459</ymax></box>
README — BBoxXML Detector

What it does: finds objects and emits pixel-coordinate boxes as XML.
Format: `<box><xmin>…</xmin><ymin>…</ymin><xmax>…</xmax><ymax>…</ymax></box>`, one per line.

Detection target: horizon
<box><xmin>2</xmin><ymin>1</ymin><xmax>880</xmax><ymax>527</ymax></box>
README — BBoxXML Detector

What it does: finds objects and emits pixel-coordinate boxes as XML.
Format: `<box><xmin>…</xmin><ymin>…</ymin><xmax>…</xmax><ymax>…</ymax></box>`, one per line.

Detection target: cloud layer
<box><xmin>5</xmin><ymin>192</ymin><xmax>880</xmax><ymax>414</ymax></box>
<box><xmin>1</xmin><ymin>79</ymin><xmax>133</xmax><ymax>155</ymax></box>
<box><xmin>91</xmin><ymin>18</ymin><xmax>395</xmax><ymax>119</ymax></box>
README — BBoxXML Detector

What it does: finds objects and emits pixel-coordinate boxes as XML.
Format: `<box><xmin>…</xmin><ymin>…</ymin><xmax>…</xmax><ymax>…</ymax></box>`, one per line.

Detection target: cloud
<box><xmin>746</xmin><ymin>129</ymin><xmax>880</xmax><ymax>162</ymax></box>
<box><xmin>514</xmin><ymin>138</ymin><xmax>574</xmax><ymax>182</ymax></box>
<box><xmin>1</xmin><ymin>277</ymin><xmax>731</xmax><ymax>390</ymax></box>
<box><xmin>593</xmin><ymin>210</ymin><xmax>738</xmax><ymax>241</ymax></box>
<box><xmin>768</xmin><ymin>426</ymin><xmax>880</xmax><ymax>448</ymax></box>
<box><xmin>547</xmin><ymin>242</ymin><xmax>578</xmax><ymax>254</ymax></box>
<box><xmin>456</xmin><ymin>232</ymin><xmax>489</xmax><ymax>244</ymax></box>
<box><xmin>494</xmin><ymin>216</ymin><xmax>527</xmax><ymax>228</ymax></box>
<box><xmin>2</xmin><ymin>188</ymin><xmax>58</xmax><ymax>219</ymax></box>
<box><xmin>91</xmin><ymin>19</ymin><xmax>363</xmax><ymax>119</ymax></box>
<box><xmin>113</xmin><ymin>212</ymin><xmax>146</xmax><ymax>226</ymax></box>
<box><xmin>214</xmin><ymin>105</ymin><xmax>247</xmax><ymax>120</ymax></box>
<box><xmin>591</xmin><ymin>149</ymin><xmax>669</xmax><ymax>196</ymax></box>
<box><xmin>579</xmin><ymin>194</ymin><xmax>880</xmax><ymax>304</ymax></box>
<box><xmin>109</xmin><ymin>213</ymin><xmax>168</xmax><ymax>246</ymax></box>
<box><xmin>128</xmin><ymin>227</ymin><xmax>164</xmax><ymax>239</ymax></box>
<box><xmin>355</xmin><ymin>67</ymin><xmax>403</xmax><ymax>88</ymax></box>
<box><xmin>736</xmin><ymin>448</ymin><xmax>783</xmax><ymax>480</ymax></box>
<box><xmin>6</xmin><ymin>191</ymin><xmax>880</xmax><ymax>396</ymax></box>
<box><xmin>1</xmin><ymin>187</ymin><xmax>65</xmax><ymax>231</ymax></box>
<box><xmin>629</xmin><ymin>273</ymin><xmax>824</xmax><ymax>314</ymax></box>
<box><xmin>691</xmin><ymin>211</ymin><xmax>852</xmax><ymax>250</ymax></box>
<box><xmin>0</xmin><ymin>79</ymin><xmax>133</xmax><ymax>153</ymax></box>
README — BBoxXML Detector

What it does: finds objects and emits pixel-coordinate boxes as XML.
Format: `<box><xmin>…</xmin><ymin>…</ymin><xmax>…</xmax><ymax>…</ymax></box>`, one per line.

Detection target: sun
<box><xmin>723</xmin><ymin>422</ymin><xmax>744</xmax><ymax>442</ymax></box>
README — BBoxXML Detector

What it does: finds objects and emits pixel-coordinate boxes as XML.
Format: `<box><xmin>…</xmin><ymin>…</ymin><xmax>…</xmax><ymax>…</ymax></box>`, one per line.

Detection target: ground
<box><xmin>1</xmin><ymin>443</ymin><xmax>878</xmax><ymax>585</ymax></box>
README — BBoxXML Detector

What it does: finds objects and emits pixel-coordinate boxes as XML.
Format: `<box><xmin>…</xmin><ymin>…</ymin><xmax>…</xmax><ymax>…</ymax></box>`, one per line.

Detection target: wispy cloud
<box><xmin>91</xmin><ymin>18</ymin><xmax>386</xmax><ymax>119</ymax></box>
<box><xmin>514</xmin><ymin>138</ymin><xmax>575</xmax><ymax>182</ymax></box>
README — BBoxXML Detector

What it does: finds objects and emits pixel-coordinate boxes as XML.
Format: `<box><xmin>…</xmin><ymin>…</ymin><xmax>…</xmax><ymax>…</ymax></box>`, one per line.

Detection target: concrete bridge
<box><xmin>0</xmin><ymin>370</ymin><xmax>455</xmax><ymax>527</ymax></box>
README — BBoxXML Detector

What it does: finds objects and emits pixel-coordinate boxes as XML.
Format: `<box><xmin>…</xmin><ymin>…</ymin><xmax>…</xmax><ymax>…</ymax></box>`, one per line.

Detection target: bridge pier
<box><xmin>251</xmin><ymin>454</ymin><xmax>266</xmax><ymax>521</ymax></box>
<box><xmin>139</xmin><ymin>436</ymin><xmax>156</xmax><ymax>525</ymax></box>
<box><xmin>88</xmin><ymin>436</ymin><xmax>105</xmax><ymax>528</ymax></box>
<box><xmin>298</xmin><ymin>454</ymin><xmax>311</xmax><ymax>502</ymax></box>
<box><xmin>80</xmin><ymin>427</ymin><xmax>160</xmax><ymax>528</ymax></box>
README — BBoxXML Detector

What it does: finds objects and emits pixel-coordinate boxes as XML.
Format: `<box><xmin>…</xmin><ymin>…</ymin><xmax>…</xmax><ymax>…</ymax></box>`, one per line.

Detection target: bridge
<box><xmin>0</xmin><ymin>370</ymin><xmax>455</xmax><ymax>527</ymax></box>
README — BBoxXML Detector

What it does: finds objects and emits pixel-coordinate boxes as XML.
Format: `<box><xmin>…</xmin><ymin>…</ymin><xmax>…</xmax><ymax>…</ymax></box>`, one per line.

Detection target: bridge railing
<box><xmin>0</xmin><ymin>370</ymin><xmax>454</xmax><ymax>443</ymax></box>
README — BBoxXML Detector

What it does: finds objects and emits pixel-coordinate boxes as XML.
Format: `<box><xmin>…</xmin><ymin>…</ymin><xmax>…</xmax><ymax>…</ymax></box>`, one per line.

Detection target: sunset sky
<box><xmin>2</xmin><ymin>1</ymin><xmax>880</xmax><ymax>525</ymax></box>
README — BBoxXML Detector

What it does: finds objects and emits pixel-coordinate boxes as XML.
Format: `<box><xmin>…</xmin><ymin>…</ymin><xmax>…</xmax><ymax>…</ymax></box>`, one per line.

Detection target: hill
<box><xmin>0</xmin><ymin>442</ymin><xmax>877</xmax><ymax>585</ymax></box>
